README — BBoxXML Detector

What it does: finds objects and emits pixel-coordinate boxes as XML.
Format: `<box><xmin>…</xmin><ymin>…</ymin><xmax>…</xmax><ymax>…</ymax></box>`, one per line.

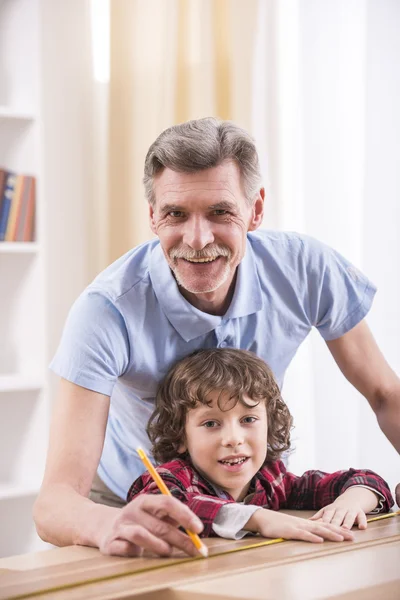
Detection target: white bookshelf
<box><xmin>0</xmin><ymin>0</ymin><xmax>50</xmax><ymax>557</ymax></box>
<box><xmin>0</xmin><ymin>106</ymin><xmax>37</xmax><ymax>122</ymax></box>
<box><xmin>0</xmin><ymin>375</ymin><xmax>43</xmax><ymax>392</ymax></box>
<box><xmin>0</xmin><ymin>242</ymin><xmax>40</xmax><ymax>254</ymax></box>
<box><xmin>0</xmin><ymin>483</ymin><xmax>40</xmax><ymax>501</ymax></box>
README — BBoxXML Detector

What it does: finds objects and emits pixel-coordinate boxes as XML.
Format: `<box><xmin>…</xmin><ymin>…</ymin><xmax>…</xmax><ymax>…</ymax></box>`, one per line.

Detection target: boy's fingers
<box><xmin>331</xmin><ymin>509</ymin><xmax>348</xmax><ymax>527</ymax></box>
<box><xmin>311</xmin><ymin>525</ymin><xmax>344</xmax><ymax>542</ymax></box>
<box><xmin>295</xmin><ymin>529</ymin><xmax>324</xmax><ymax>543</ymax></box>
<box><xmin>315</xmin><ymin>522</ymin><xmax>354</xmax><ymax>541</ymax></box>
<box><xmin>357</xmin><ymin>511</ymin><xmax>368</xmax><ymax>529</ymax></box>
<box><xmin>342</xmin><ymin>511</ymin><xmax>357</xmax><ymax>530</ymax></box>
<box><xmin>320</xmin><ymin>509</ymin><xmax>336</xmax><ymax>524</ymax></box>
<box><xmin>309</xmin><ymin>509</ymin><xmax>324</xmax><ymax>521</ymax></box>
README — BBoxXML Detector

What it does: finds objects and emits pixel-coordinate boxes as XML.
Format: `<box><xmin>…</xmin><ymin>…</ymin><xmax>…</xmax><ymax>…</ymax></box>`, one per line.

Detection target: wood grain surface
<box><xmin>0</xmin><ymin>512</ymin><xmax>399</xmax><ymax>600</ymax></box>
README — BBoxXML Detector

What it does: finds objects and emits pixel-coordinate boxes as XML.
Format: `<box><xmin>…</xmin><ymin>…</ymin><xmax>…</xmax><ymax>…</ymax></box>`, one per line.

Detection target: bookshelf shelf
<box><xmin>0</xmin><ymin>107</ymin><xmax>36</xmax><ymax>122</ymax></box>
<box><xmin>0</xmin><ymin>376</ymin><xmax>43</xmax><ymax>393</ymax></box>
<box><xmin>0</xmin><ymin>242</ymin><xmax>39</xmax><ymax>254</ymax></box>
<box><xmin>0</xmin><ymin>484</ymin><xmax>40</xmax><ymax>501</ymax></box>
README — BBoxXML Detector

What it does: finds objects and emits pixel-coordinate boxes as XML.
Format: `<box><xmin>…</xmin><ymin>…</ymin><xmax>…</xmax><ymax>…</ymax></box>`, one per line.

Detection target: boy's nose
<box><xmin>221</xmin><ymin>425</ymin><xmax>244</xmax><ymax>448</ymax></box>
<box><xmin>182</xmin><ymin>216</ymin><xmax>214</xmax><ymax>250</ymax></box>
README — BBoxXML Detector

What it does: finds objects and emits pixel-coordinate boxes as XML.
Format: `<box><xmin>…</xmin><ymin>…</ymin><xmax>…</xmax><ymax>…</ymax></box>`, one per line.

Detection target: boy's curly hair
<box><xmin>147</xmin><ymin>348</ymin><xmax>293</xmax><ymax>464</ymax></box>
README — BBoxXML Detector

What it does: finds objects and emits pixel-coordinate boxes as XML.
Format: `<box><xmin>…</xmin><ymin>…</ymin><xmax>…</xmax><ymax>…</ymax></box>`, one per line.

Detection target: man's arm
<box><xmin>326</xmin><ymin>320</ymin><xmax>400</xmax><ymax>504</ymax></box>
<box><xmin>33</xmin><ymin>379</ymin><xmax>203</xmax><ymax>557</ymax></box>
<box><xmin>33</xmin><ymin>378</ymin><xmax>112</xmax><ymax>547</ymax></box>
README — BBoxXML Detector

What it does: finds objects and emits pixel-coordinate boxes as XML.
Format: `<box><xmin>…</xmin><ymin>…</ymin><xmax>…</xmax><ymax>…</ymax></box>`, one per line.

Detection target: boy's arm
<box><xmin>129</xmin><ymin>469</ymin><xmax>356</xmax><ymax>543</ymax></box>
<box><xmin>282</xmin><ymin>466</ymin><xmax>394</xmax><ymax>513</ymax></box>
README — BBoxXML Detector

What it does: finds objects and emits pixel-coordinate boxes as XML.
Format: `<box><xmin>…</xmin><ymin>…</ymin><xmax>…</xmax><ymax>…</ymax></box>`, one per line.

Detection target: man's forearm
<box><xmin>375</xmin><ymin>386</ymin><xmax>400</xmax><ymax>454</ymax></box>
<box><xmin>33</xmin><ymin>484</ymin><xmax>118</xmax><ymax>548</ymax></box>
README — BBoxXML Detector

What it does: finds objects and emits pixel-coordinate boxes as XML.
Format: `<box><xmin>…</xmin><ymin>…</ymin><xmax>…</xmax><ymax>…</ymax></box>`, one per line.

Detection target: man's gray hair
<box><xmin>143</xmin><ymin>117</ymin><xmax>262</xmax><ymax>206</ymax></box>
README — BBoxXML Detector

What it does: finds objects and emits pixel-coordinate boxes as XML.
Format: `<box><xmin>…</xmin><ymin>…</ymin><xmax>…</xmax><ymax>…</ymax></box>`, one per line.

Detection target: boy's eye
<box><xmin>242</xmin><ymin>416</ymin><xmax>257</xmax><ymax>424</ymax></box>
<box><xmin>203</xmin><ymin>420</ymin><xmax>219</xmax><ymax>428</ymax></box>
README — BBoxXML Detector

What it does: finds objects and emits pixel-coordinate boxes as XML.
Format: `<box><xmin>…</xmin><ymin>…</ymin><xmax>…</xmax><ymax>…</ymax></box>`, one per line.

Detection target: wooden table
<box><xmin>0</xmin><ymin>512</ymin><xmax>399</xmax><ymax>600</ymax></box>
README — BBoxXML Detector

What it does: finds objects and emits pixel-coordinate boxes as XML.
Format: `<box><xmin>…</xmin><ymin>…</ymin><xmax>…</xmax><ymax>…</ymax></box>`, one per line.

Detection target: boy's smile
<box><xmin>179</xmin><ymin>391</ymin><xmax>268</xmax><ymax>501</ymax></box>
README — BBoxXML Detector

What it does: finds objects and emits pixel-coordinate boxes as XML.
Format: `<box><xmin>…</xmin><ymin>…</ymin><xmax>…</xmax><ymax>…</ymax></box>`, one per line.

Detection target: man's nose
<box><xmin>182</xmin><ymin>216</ymin><xmax>214</xmax><ymax>250</ymax></box>
<box><xmin>221</xmin><ymin>424</ymin><xmax>244</xmax><ymax>448</ymax></box>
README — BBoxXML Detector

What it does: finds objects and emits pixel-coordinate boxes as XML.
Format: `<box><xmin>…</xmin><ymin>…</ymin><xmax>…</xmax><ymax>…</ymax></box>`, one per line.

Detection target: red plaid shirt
<box><xmin>127</xmin><ymin>458</ymin><xmax>394</xmax><ymax>537</ymax></box>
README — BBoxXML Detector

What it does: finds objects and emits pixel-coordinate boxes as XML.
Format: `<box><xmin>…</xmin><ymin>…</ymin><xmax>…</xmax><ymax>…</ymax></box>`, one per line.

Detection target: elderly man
<box><xmin>34</xmin><ymin>118</ymin><xmax>400</xmax><ymax>558</ymax></box>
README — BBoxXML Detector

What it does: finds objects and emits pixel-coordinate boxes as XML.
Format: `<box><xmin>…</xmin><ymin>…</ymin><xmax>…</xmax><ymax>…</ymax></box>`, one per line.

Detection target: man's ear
<box><xmin>248</xmin><ymin>188</ymin><xmax>265</xmax><ymax>232</ymax></box>
<box><xmin>149</xmin><ymin>203</ymin><xmax>157</xmax><ymax>235</ymax></box>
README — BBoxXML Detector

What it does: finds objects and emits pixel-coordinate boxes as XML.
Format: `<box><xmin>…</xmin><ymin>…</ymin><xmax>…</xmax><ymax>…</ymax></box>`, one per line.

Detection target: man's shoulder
<box><xmin>248</xmin><ymin>229</ymin><xmax>326</xmax><ymax>256</ymax></box>
<box><xmin>248</xmin><ymin>230</ymin><xmax>335</xmax><ymax>279</ymax></box>
<box><xmin>89</xmin><ymin>238</ymin><xmax>159</xmax><ymax>302</ymax></box>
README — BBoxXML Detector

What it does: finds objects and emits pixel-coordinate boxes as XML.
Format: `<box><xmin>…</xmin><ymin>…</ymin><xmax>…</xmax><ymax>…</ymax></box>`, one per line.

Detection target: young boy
<box><xmin>128</xmin><ymin>349</ymin><xmax>393</xmax><ymax>542</ymax></box>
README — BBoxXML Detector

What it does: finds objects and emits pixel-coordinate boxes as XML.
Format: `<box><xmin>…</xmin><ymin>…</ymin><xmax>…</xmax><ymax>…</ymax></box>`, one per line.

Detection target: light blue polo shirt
<box><xmin>50</xmin><ymin>230</ymin><xmax>376</xmax><ymax>499</ymax></box>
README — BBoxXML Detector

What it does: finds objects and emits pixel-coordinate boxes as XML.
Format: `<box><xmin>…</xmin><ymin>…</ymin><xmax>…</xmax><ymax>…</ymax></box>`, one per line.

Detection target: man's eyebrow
<box><xmin>209</xmin><ymin>201</ymin><xmax>237</xmax><ymax>211</ymax></box>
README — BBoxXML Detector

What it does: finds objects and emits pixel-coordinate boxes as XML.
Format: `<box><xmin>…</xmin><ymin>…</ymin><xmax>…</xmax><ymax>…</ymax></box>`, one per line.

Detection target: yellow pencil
<box><xmin>137</xmin><ymin>447</ymin><xmax>208</xmax><ymax>558</ymax></box>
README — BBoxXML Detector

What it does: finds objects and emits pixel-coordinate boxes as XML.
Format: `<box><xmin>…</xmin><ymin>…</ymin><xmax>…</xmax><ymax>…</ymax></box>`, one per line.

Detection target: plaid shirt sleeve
<box><xmin>127</xmin><ymin>460</ymin><xmax>236</xmax><ymax>537</ymax></box>
<box><xmin>275</xmin><ymin>462</ymin><xmax>394</xmax><ymax>511</ymax></box>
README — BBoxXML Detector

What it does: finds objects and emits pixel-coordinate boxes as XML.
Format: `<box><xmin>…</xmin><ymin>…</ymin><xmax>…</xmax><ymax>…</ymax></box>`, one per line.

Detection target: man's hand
<box><xmin>245</xmin><ymin>509</ymin><xmax>354</xmax><ymax>543</ymax></box>
<box><xmin>309</xmin><ymin>487</ymin><xmax>379</xmax><ymax>530</ymax></box>
<box><xmin>97</xmin><ymin>494</ymin><xmax>204</xmax><ymax>557</ymax></box>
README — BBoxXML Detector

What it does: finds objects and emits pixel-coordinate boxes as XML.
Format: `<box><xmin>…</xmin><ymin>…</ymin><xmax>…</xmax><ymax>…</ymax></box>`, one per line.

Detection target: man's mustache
<box><xmin>169</xmin><ymin>245</ymin><xmax>231</xmax><ymax>261</ymax></box>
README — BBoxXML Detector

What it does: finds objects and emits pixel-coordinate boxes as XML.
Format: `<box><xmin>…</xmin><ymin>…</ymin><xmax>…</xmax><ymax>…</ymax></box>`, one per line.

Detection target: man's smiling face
<box><xmin>149</xmin><ymin>160</ymin><xmax>264</xmax><ymax>314</ymax></box>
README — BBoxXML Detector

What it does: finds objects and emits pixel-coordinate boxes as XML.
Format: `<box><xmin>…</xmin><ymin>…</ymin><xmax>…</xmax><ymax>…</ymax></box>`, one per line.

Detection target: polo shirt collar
<box><xmin>149</xmin><ymin>237</ymin><xmax>263</xmax><ymax>342</ymax></box>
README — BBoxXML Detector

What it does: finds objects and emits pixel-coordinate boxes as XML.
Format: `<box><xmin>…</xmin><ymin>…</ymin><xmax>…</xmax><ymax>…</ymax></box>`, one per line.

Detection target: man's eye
<box><xmin>168</xmin><ymin>211</ymin><xmax>184</xmax><ymax>218</ymax></box>
<box><xmin>242</xmin><ymin>416</ymin><xmax>257</xmax><ymax>424</ymax></box>
<box><xmin>203</xmin><ymin>420</ymin><xmax>218</xmax><ymax>428</ymax></box>
<box><xmin>213</xmin><ymin>209</ymin><xmax>228</xmax><ymax>216</ymax></box>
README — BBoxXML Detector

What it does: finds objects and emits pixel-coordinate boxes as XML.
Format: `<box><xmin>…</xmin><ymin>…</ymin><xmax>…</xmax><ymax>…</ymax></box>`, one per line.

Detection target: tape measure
<box><xmin>7</xmin><ymin>511</ymin><xmax>400</xmax><ymax>600</ymax></box>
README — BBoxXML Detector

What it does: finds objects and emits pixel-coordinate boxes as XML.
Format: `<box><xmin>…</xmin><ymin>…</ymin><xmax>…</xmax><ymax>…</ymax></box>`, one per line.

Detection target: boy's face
<box><xmin>179</xmin><ymin>390</ymin><xmax>268</xmax><ymax>501</ymax></box>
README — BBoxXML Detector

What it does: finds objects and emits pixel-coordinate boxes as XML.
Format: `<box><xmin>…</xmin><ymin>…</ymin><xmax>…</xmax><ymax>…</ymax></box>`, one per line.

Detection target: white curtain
<box><xmin>251</xmin><ymin>0</ymin><xmax>399</xmax><ymax>497</ymax></box>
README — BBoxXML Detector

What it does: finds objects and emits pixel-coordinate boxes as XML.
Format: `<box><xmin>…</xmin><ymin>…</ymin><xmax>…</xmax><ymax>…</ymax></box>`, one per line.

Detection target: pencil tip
<box><xmin>199</xmin><ymin>545</ymin><xmax>208</xmax><ymax>558</ymax></box>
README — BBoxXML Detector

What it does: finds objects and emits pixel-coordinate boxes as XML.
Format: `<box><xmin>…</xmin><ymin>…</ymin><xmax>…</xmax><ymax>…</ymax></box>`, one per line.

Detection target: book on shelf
<box><xmin>0</xmin><ymin>168</ymin><xmax>36</xmax><ymax>242</ymax></box>
<box><xmin>0</xmin><ymin>171</ymin><xmax>17</xmax><ymax>240</ymax></box>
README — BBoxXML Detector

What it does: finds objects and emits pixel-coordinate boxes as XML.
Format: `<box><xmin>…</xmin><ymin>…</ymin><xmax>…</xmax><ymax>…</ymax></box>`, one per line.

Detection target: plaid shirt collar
<box><xmin>184</xmin><ymin>456</ymin><xmax>273</xmax><ymax>505</ymax></box>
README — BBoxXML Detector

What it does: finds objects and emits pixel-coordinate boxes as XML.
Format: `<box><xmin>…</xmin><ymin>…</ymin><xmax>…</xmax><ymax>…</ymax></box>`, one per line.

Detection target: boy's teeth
<box><xmin>221</xmin><ymin>457</ymin><xmax>247</xmax><ymax>465</ymax></box>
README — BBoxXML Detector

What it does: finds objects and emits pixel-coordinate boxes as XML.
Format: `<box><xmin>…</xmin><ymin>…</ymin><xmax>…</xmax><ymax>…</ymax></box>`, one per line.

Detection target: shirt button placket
<box><xmin>216</xmin><ymin>322</ymin><xmax>233</xmax><ymax>349</ymax></box>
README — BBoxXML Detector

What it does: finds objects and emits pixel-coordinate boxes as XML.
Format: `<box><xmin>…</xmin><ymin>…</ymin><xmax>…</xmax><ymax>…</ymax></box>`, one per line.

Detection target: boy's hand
<box><xmin>245</xmin><ymin>508</ymin><xmax>354</xmax><ymax>543</ymax></box>
<box><xmin>309</xmin><ymin>487</ymin><xmax>380</xmax><ymax>530</ymax></box>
